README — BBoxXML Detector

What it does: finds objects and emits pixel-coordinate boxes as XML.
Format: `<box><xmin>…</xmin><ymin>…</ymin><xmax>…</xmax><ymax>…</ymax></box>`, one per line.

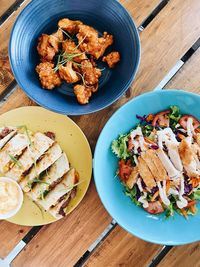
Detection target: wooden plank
<box><xmin>131</xmin><ymin>0</ymin><xmax>200</xmax><ymax>97</ymax></box>
<box><xmin>120</xmin><ymin>0</ymin><xmax>161</xmax><ymax>26</ymax></box>
<box><xmin>12</xmin><ymin>182</ymin><xmax>112</xmax><ymax>267</ymax></box>
<box><xmin>0</xmin><ymin>0</ymin><xmax>30</xmax><ymax>95</ymax></box>
<box><xmin>0</xmin><ymin>221</ymin><xmax>30</xmax><ymax>259</ymax></box>
<box><xmin>83</xmin><ymin>226</ymin><xmax>162</xmax><ymax>267</ymax></box>
<box><xmin>165</xmin><ymin>47</ymin><xmax>200</xmax><ymax>93</ymax></box>
<box><xmin>158</xmin><ymin>242</ymin><xmax>200</xmax><ymax>267</ymax></box>
<box><xmin>0</xmin><ymin>0</ymin><xmax>16</xmax><ymax>18</ymax></box>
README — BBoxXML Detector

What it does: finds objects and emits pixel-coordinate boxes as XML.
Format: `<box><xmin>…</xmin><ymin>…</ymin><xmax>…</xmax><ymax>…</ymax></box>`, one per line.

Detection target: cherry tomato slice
<box><xmin>118</xmin><ymin>160</ymin><xmax>132</xmax><ymax>182</ymax></box>
<box><xmin>144</xmin><ymin>201</ymin><xmax>164</xmax><ymax>214</ymax></box>
<box><xmin>179</xmin><ymin>115</ymin><xmax>200</xmax><ymax>130</ymax></box>
<box><xmin>152</xmin><ymin>110</ymin><xmax>170</xmax><ymax>127</ymax></box>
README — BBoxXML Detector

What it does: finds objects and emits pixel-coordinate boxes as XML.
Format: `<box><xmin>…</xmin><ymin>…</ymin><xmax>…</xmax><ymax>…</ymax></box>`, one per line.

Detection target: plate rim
<box><xmin>1</xmin><ymin>106</ymin><xmax>92</xmax><ymax>226</ymax></box>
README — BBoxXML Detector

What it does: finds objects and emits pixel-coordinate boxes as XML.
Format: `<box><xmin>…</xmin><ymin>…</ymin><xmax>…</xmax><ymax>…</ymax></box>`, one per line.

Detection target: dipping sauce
<box><xmin>0</xmin><ymin>180</ymin><xmax>20</xmax><ymax>215</ymax></box>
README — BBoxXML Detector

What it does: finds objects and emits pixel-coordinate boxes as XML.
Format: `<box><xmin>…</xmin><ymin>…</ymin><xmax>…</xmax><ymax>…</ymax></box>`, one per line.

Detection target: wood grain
<box><xmin>131</xmin><ymin>0</ymin><xmax>200</xmax><ymax>97</ymax></box>
<box><xmin>165</xmin><ymin>47</ymin><xmax>200</xmax><ymax>93</ymax></box>
<box><xmin>0</xmin><ymin>221</ymin><xmax>30</xmax><ymax>259</ymax></box>
<box><xmin>158</xmin><ymin>242</ymin><xmax>200</xmax><ymax>267</ymax></box>
<box><xmin>0</xmin><ymin>0</ymin><xmax>29</xmax><ymax>95</ymax></box>
<box><xmin>0</xmin><ymin>0</ymin><xmax>16</xmax><ymax>18</ymax></box>
<box><xmin>12</xmin><ymin>182</ymin><xmax>112</xmax><ymax>267</ymax></box>
<box><xmin>120</xmin><ymin>0</ymin><xmax>161</xmax><ymax>26</ymax></box>
<box><xmin>83</xmin><ymin>226</ymin><xmax>162</xmax><ymax>267</ymax></box>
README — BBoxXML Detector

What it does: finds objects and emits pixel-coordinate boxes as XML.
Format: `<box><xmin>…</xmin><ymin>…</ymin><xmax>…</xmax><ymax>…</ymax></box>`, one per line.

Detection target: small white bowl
<box><xmin>0</xmin><ymin>177</ymin><xmax>23</xmax><ymax>220</ymax></box>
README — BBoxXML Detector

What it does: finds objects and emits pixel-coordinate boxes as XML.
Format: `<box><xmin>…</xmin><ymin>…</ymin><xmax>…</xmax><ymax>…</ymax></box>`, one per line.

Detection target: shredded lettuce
<box><xmin>111</xmin><ymin>134</ymin><xmax>129</xmax><ymax>160</ymax></box>
<box><xmin>169</xmin><ymin>105</ymin><xmax>181</xmax><ymax>129</ymax></box>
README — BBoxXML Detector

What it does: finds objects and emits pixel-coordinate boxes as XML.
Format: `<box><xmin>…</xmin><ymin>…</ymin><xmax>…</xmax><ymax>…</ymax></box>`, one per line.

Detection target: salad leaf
<box><xmin>169</xmin><ymin>105</ymin><xmax>181</xmax><ymax>129</ymax></box>
<box><xmin>140</xmin><ymin>124</ymin><xmax>154</xmax><ymax>137</ymax></box>
<box><xmin>124</xmin><ymin>185</ymin><xmax>141</xmax><ymax>206</ymax></box>
<box><xmin>165</xmin><ymin>203</ymin><xmax>174</xmax><ymax>218</ymax></box>
<box><xmin>191</xmin><ymin>190</ymin><xmax>200</xmax><ymax>200</ymax></box>
<box><xmin>111</xmin><ymin>134</ymin><xmax>129</xmax><ymax>160</ymax></box>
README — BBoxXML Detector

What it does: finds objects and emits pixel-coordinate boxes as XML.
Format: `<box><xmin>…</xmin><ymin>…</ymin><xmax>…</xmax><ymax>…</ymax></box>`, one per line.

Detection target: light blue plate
<box><xmin>94</xmin><ymin>90</ymin><xmax>200</xmax><ymax>245</ymax></box>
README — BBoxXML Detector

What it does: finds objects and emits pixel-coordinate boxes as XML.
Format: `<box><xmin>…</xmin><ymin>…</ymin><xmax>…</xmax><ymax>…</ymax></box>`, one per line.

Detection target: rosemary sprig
<box><xmin>8</xmin><ymin>154</ymin><xmax>22</xmax><ymax>168</ymax></box>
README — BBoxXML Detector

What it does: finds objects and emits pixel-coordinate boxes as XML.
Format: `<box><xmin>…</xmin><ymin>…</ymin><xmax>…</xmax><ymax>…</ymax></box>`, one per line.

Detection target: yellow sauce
<box><xmin>0</xmin><ymin>181</ymin><xmax>20</xmax><ymax>215</ymax></box>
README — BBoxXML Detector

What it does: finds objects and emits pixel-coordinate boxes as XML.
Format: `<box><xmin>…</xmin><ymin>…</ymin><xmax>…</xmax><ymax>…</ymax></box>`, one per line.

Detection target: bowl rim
<box><xmin>94</xmin><ymin>89</ymin><xmax>200</xmax><ymax>245</ymax></box>
<box><xmin>8</xmin><ymin>0</ymin><xmax>141</xmax><ymax>115</ymax></box>
<box><xmin>0</xmin><ymin>177</ymin><xmax>24</xmax><ymax>220</ymax></box>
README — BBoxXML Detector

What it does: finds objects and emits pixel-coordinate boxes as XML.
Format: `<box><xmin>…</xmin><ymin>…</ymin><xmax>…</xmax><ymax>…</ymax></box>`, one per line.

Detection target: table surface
<box><xmin>0</xmin><ymin>0</ymin><xmax>200</xmax><ymax>266</ymax></box>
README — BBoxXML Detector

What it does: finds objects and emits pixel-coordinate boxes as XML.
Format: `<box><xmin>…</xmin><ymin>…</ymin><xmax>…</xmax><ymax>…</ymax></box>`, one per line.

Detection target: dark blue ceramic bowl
<box><xmin>9</xmin><ymin>0</ymin><xmax>140</xmax><ymax>115</ymax></box>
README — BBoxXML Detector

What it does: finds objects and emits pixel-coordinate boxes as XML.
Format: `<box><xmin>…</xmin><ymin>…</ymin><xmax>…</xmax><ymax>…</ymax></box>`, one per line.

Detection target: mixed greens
<box><xmin>112</xmin><ymin>106</ymin><xmax>200</xmax><ymax>218</ymax></box>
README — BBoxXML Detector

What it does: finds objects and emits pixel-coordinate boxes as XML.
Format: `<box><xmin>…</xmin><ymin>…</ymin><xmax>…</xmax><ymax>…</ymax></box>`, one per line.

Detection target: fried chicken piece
<box><xmin>37</xmin><ymin>30</ymin><xmax>63</xmax><ymax>62</ymax></box>
<box><xmin>74</xmin><ymin>84</ymin><xmax>92</xmax><ymax>104</ymax></box>
<box><xmin>179</xmin><ymin>139</ymin><xmax>200</xmax><ymax>178</ymax></box>
<box><xmin>36</xmin><ymin>62</ymin><xmax>62</xmax><ymax>90</ymax></box>
<box><xmin>48</xmin><ymin>29</ymin><xmax>64</xmax><ymax>53</ymax></box>
<box><xmin>102</xmin><ymin>51</ymin><xmax>120</xmax><ymax>68</ymax></box>
<box><xmin>141</xmin><ymin>150</ymin><xmax>168</xmax><ymax>182</ymax></box>
<box><xmin>59</xmin><ymin>61</ymin><xmax>80</xmax><ymax>83</ymax></box>
<box><xmin>81</xmin><ymin>60</ymin><xmax>101</xmax><ymax>85</ymax></box>
<box><xmin>77</xmin><ymin>25</ymin><xmax>113</xmax><ymax>59</ymax></box>
<box><xmin>138</xmin><ymin>156</ymin><xmax>156</xmax><ymax>189</ymax></box>
<box><xmin>58</xmin><ymin>18</ymin><xmax>83</xmax><ymax>34</ymax></box>
<box><xmin>62</xmin><ymin>40</ymin><xmax>87</xmax><ymax>63</ymax></box>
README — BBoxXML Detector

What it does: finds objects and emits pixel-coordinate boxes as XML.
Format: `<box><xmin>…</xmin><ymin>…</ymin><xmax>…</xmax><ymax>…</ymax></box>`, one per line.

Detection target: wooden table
<box><xmin>1</xmin><ymin>0</ymin><xmax>200</xmax><ymax>266</ymax></box>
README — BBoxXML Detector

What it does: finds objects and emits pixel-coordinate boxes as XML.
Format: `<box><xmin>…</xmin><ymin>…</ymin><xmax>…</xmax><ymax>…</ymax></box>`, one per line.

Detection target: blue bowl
<box><xmin>94</xmin><ymin>90</ymin><xmax>200</xmax><ymax>245</ymax></box>
<box><xmin>9</xmin><ymin>0</ymin><xmax>140</xmax><ymax>115</ymax></box>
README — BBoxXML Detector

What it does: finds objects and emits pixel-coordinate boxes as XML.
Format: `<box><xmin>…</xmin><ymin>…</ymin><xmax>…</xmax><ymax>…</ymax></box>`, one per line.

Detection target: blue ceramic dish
<box><xmin>94</xmin><ymin>90</ymin><xmax>200</xmax><ymax>245</ymax></box>
<box><xmin>9</xmin><ymin>0</ymin><xmax>140</xmax><ymax>115</ymax></box>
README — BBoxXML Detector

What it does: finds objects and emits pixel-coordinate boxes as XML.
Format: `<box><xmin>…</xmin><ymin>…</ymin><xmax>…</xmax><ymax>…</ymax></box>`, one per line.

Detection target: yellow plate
<box><xmin>0</xmin><ymin>107</ymin><xmax>92</xmax><ymax>226</ymax></box>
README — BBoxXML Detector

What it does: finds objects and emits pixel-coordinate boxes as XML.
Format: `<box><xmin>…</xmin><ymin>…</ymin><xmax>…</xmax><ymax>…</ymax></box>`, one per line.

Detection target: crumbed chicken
<box><xmin>77</xmin><ymin>25</ymin><xmax>113</xmax><ymax>59</ymax></box>
<box><xmin>81</xmin><ymin>60</ymin><xmax>101</xmax><ymax>85</ymax></box>
<box><xmin>36</xmin><ymin>62</ymin><xmax>62</xmax><ymax>89</ymax></box>
<box><xmin>74</xmin><ymin>84</ymin><xmax>92</xmax><ymax>104</ymax></box>
<box><xmin>194</xmin><ymin>133</ymin><xmax>200</xmax><ymax>146</ymax></box>
<box><xmin>102</xmin><ymin>51</ymin><xmax>120</xmax><ymax>68</ymax></box>
<box><xmin>37</xmin><ymin>31</ymin><xmax>63</xmax><ymax>61</ymax></box>
<box><xmin>179</xmin><ymin>139</ymin><xmax>200</xmax><ymax>178</ymax></box>
<box><xmin>126</xmin><ymin>166</ymin><xmax>138</xmax><ymax>189</ymax></box>
<box><xmin>58</xmin><ymin>18</ymin><xmax>83</xmax><ymax>34</ymax></box>
<box><xmin>156</xmin><ymin>148</ymin><xmax>180</xmax><ymax>179</ymax></box>
<box><xmin>138</xmin><ymin>156</ymin><xmax>156</xmax><ymax>189</ymax></box>
<box><xmin>141</xmin><ymin>150</ymin><xmax>167</xmax><ymax>182</ymax></box>
<box><xmin>59</xmin><ymin>61</ymin><xmax>80</xmax><ymax>83</ymax></box>
<box><xmin>62</xmin><ymin>40</ymin><xmax>87</xmax><ymax>63</ymax></box>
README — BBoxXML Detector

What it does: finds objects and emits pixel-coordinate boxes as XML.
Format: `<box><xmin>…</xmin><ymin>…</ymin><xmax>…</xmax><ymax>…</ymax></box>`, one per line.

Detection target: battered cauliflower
<box><xmin>81</xmin><ymin>60</ymin><xmax>101</xmax><ymax>85</ymax></box>
<box><xmin>58</xmin><ymin>18</ymin><xmax>83</xmax><ymax>34</ymax></box>
<box><xmin>102</xmin><ymin>51</ymin><xmax>120</xmax><ymax>68</ymax></box>
<box><xmin>36</xmin><ymin>62</ymin><xmax>62</xmax><ymax>89</ymax></box>
<box><xmin>74</xmin><ymin>84</ymin><xmax>92</xmax><ymax>104</ymax></box>
<box><xmin>59</xmin><ymin>61</ymin><xmax>80</xmax><ymax>83</ymax></box>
